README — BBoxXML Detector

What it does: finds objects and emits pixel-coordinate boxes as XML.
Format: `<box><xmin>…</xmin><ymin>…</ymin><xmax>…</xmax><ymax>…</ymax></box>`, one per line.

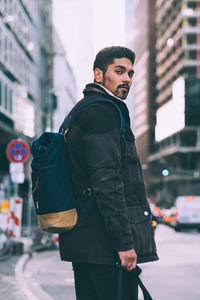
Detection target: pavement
<box><xmin>0</xmin><ymin>254</ymin><xmax>26</xmax><ymax>300</ymax></box>
<box><xmin>1</xmin><ymin>246</ymin><xmax>145</xmax><ymax>300</ymax></box>
<box><xmin>3</xmin><ymin>225</ymin><xmax>200</xmax><ymax>299</ymax></box>
<box><xmin>19</xmin><ymin>250</ymin><xmax>76</xmax><ymax>300</ymax></box>
<box><xmin>0</xmin><ymin>248</ymin><xmax>76</xmax><ymax>300</ymax></box>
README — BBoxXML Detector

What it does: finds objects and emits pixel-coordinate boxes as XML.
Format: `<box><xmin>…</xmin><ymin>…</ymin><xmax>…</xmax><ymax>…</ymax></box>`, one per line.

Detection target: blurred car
<box><xmin>170</xmin><ymin>196</ymin><xmax>200</xmax><ymax>231</ymax></box>
<box><xmin>162</xmin><ymin>209</ymin><xmax>172</xmax><ymax>225</ymax></box>
<box><xmin>149</xmin><ymin>204</ymin><xmax>163</xmax><ymax>228</ymax></box>
<box><xmin>151</xmin><ymin>206</ymin><xmax>164</xmax><ymax>224</ymax></box>
<box><xmin>151</xmin><ymin>214</ymin><xmax>158</xmax><ymax>229</ymax></box>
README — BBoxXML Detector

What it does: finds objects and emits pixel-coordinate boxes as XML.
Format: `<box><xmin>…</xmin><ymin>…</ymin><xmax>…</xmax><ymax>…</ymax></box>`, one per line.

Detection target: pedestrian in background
<box><xmin>59</xmin><ymin>46</ymin><xmax>158</xmax><ymax>300</ymax></box>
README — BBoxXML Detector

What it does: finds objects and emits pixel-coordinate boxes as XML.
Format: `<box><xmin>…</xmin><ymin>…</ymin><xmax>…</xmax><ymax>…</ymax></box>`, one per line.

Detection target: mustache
<box><xmin>117</xmin><ymin>84</ymin><xmax>130</xmax><ymax>91</ymax></box>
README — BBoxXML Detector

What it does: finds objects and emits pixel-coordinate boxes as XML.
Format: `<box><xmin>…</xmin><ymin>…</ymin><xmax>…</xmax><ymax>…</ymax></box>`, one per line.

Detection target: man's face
<box><xmin>95</xmin><ymin>57</ymin><xmax>134</xmax><ymax>100</ymax></box>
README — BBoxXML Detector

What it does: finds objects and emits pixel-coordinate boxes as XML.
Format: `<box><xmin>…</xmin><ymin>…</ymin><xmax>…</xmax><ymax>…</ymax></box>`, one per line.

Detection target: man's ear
<box><xmin>94</xmin><ymin>68</ymin><xmax>103</xmax><ymax>84</ymax></box>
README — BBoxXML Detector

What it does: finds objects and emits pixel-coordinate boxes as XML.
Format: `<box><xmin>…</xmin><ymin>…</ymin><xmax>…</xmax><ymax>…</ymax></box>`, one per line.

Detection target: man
<box><xmin>59</xmin><ymin>46</ymin><xmax>158</xmax><ymax>300</ymax></box>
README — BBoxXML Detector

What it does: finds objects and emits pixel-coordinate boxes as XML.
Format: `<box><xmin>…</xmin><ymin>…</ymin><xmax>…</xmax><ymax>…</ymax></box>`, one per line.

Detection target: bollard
<box><xmin>14</xmin><ymin>198</ymin><xmax>23</xmax><ymax>239</ymax></box>
<box><xmin>7</xmin><ymin>197</ymin><xmax>23</xmax><ymax>239</ymax></box>
<box><xmin>8</xmin><ymin>197</ymin><xmax>15</xmax><ymax>237</ymax></box>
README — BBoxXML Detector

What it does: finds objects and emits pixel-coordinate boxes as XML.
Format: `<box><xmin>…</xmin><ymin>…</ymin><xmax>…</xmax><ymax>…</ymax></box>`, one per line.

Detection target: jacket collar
<box><xmin>83</xmin><ymin>83</ymin><xmax>131</xmax><ymax>125</ymax></box>
<box><xmin>83</xmin><ymin>83</ymin><xmax>123</xmax><ymax>101</ymax></box>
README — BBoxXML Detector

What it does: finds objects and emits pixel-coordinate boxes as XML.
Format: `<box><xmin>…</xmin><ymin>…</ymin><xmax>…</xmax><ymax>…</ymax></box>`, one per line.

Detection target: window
<box><xmin>9</xmin><ymin>41</ymin><xmax>12</xmax><ymax>65</ymax></box>
<box><xmin>4</xmin><ymin>84</ymin><xmax>8</xmax><ymax>110</ymax></box>
<box><xmin>185</xmin><ymin>78</ymin><xmax>200</xmax><ymax>126</ymax></box>
<box><xmin>0</xmin><ymin>27</ymin><xmax>2</xmax><ymax>56</ymax></box>
<box><xmin>9</xmin><ymin>88</ymin><xmax>12</xmax><ymax>113</ymax></box>
<box><xmin>188</xmin><ymin>2</ymin><xmax>196</xmax><ymax>10</ymax></box>
<box><xmin>0</xmin><ymin>81</ymin><xmax>2</xmax><ymax>106</ymax></box>
<box><xmin>4</xmin><ymin>36</ymin><xmax>8</xmax><ymax>61</ymax></box>
<box><xmin>180</xmin><ymin>131</ymin><xmax>197</xmax><ymax>147</ymax></box>
<box><xmin>189</xmin><ymin>50</ymin><xmax>196</xmax><ymax>60</ymax></box>
<box><xmin>188</xmin><ymin>18</ymin><xmax>196</xmax><ymax>27</ymax></box>
<box><xmin>187</xmin><ymin>34</ymin><xmax>196</xmax><ymax>44</ymax></box>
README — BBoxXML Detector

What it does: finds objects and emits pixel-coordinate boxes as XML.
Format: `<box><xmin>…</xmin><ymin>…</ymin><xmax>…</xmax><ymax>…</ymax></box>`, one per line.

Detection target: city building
<box><xmin>148</xmin><ymin>0</ymin><xmax>200</xmax><ymax>205</ymax></box>
<box><xmin>0</xmin><ymin>0</ymin><xmax>55</xmax><ymax>228</ymax></box>
<box><xmin>125</xmin><ymin>0</ymin><xmax>135</xmax><ymax>127</ymax></box>
<box><xmin>52</xmin><ymin>28</ymin><xmax>77</xmax><ymax>131</ymax></box>
<box><xmin>133</xmin><ymin>0</ymin><xmax>200</xmax><ymax>205</ymax></box>
<box><xmin>0</xmin><ymin>0</ymin><xmax>54</xmax><ymax>197</ymax></box>
<box><xmin>133</xmin><ymin>0</ymin><xmax>156</xmax><ymax>163</ymax></box>
<box><xmin>0</xmin><ymin>1</ymin><xmax>76</xmax><ymax>213</ymax></box>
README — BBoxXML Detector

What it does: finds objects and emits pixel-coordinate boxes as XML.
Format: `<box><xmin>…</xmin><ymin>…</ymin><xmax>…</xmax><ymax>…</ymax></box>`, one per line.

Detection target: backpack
<box><xmin>31</xmin><ymin>98</ymin><xmax>125</xmax><ymax>234</ymax></box>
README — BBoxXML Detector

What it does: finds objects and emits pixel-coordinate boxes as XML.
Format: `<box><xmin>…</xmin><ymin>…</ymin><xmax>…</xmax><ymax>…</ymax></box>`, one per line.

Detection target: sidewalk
<box><xmin>19</xmin><ymin>250</ymin><xmax>143</xmax><ymax>300</ymax></box>
<box><xmin>1</xmin><ymin>246</ymin><xmax>143</xmax><ymax>300</ymax></box>
<box><xmin>17</xmin><ymin>250</ymin><xmax>76</xmax><ymax>300</ymax></box>
<box><xmin>0</xmin><ymin>254</ymin><xmax>26</xmax><ymax>300</ymax></box>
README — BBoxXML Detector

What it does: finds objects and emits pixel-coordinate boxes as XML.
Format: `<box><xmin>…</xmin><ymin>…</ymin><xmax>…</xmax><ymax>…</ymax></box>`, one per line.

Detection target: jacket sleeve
<box><xmin>79</xmin><ymin>103</ymin><xmax>134</xmax><ymax>251</ymax></box>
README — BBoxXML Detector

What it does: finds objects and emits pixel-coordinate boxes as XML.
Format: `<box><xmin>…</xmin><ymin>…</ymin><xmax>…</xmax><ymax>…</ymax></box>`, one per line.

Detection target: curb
<box><xmin>15</xmin><ymin>252</ymin><xmax>53</xmax><ymax>300</ymax></box>
<box><xmin>15</xmin><ymin>253</ymin><xmax>38</xmax><ymax>300</ymax></box>
<box><xmin>15</xmin><ymin>251</ymin><xmax>143</xmax><ymax>300</ymax></box>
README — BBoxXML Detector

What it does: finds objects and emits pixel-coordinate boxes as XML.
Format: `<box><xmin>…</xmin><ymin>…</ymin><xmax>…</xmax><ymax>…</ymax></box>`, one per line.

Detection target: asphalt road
<box><xmin>23</xmin><ymin>250</ymin><xmax>75</xmax><ymax>300</ymax></box>
<box><xmin>0</xmin><ymin>254</ymin><xmax>25</xmax><ymax>300</ymax></box>
<box><xmin>1</xmin><ymin>224</ymin><xmax>200</xmax><ymax>299</ymax></box>
<box><xmin>140</xmin><ymin>224</ymin><xmax>200</xmax><ymax>300</ymax></box>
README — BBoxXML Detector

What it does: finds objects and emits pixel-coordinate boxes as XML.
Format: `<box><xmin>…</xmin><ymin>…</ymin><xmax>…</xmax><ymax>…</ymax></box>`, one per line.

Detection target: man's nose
<box><xmin>122</xmin><ymin>73</ymin><xmax>131</xmax><ymax>83</ymax></box>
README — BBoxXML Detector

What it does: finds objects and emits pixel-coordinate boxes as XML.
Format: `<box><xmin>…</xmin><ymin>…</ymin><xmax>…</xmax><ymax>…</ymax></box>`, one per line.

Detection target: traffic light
<box><xmin>162</xmin><ymin>168</ymin><xmax>169</xmax><ymax>176</ymax></box>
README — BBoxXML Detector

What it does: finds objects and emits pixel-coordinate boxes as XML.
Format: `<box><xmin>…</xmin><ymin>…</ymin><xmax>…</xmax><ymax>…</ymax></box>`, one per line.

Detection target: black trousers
<box><xmin>72</xmin><ymin>263</ymin><xmax>138</xmax><ymax>300</ymax></box>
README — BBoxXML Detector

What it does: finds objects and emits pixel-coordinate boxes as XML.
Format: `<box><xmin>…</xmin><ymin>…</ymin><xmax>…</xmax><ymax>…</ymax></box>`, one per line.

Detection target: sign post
<box><xmin>6</xmin><ymin>139</ymin><xmax>30</xmax><ymax>187</ymax></box>
<box><xmin>6</xmin><ymin>139</ymin><xmax>30</xmax><ymax>164</ymax></box>
<box><xmin>6</xmin><ymin>139</ymin><xmax>30</xmax><ymax>239</ymax></box>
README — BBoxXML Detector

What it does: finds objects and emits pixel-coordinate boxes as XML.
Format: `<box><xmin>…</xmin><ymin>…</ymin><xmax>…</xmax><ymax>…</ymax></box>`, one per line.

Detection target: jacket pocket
<box><xmin>127</xmin><ymin>205</ymin><xmax>156</xmax><ymax>256</ymax></box>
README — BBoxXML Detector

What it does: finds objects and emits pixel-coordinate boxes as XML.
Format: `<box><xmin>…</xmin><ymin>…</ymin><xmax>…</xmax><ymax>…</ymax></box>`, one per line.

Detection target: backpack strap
<box><xmin>60</xmin><ymin>98</ymin><xmax>125</xmax><ymax>139</ymax></box>
<box><xmin>117</xmin><ymin>265</ymin><xmax>153</xmax><ymax>300</ymax></box>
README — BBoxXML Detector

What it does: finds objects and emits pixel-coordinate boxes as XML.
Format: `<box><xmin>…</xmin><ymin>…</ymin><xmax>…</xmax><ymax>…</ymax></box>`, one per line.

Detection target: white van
<box><xmin>172</xmin><ymin>196</ymin><xmax>200</xmax><ymax>231</ymax></box>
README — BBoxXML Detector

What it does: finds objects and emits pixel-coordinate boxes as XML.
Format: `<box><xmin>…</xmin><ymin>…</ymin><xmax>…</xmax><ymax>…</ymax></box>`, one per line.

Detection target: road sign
<box><xmin>6</xmin><ymin>139</ymin><xmax>30</xmax><ymax>163</ymax></box>
<box><xmin>9</xmin><ymin>162</ymin><xmax>25</xmax><ymax>183</ymax></box>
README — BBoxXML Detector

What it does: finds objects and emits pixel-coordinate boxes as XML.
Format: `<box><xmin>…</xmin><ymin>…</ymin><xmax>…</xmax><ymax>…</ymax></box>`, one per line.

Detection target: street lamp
<box><xmin>162</xmin><ymin>168</ymin><xmax>170</xmax><ymax>177</ymax></box>
<box><xmin>161</xmin><ymin>168</ymin><xmax>170</xmax><ymax>206</ymax></box>
<box><xmin>27</xmin><ymin>42</ymin><xmax>34</xmax><ymax>52</ymax></box>
<box><xmin>167</xmin><ymin>38</ymin><xmax>174</xmax><ymax>48</ymax></box>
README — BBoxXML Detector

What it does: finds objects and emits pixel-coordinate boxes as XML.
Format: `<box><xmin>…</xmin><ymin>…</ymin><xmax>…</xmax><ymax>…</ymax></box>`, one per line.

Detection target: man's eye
<box><xmin>129</xmin><ymin>73</ymin><xmax>134</xmax><ymax>78</ymax></box>
<box><xmin>116</xmin><ymin>70</ymin><xmax>122</xmax><ymax>74</ymax></box>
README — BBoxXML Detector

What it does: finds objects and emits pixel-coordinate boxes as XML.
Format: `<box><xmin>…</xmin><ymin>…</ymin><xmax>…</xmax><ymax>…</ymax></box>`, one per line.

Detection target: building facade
<box><xmin>133</xmin><ymin>0</ymin><xmax>200</xmax><ymax>205</ymax></box>
<box><xmin>148</xmin><ymin>0</ymin><xmax>200</xmax><ymax>205</ymax></box>
<box><xmin>124</xmin><ymin>0</ymin><xmax>135</xmax><ymax>127</ymax></box>
<box><xmin>133</xmin><ymin>0</ymin><xmax>156</xmax><ymax>164</ymax></box>
<box><xmin>52</xmin><ymin>28</ymin><xmax>77</xmax><ymax>132</ymax></box>
<box><xmin>0</xmin><ymin>0</ymin><xmax>53</xmax><ymax>203</ymax></box>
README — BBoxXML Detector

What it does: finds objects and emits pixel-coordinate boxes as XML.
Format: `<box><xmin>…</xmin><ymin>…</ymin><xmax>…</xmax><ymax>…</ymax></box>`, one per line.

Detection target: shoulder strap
<box><xmin>117</xmin><ymin>265</ymin><xmax>153</xmax><ymax>300</ymax></box>
<box><xmin>61</xmin><ymin>98</ymin><xmax>125</xmax><ymax>136</ymax></box>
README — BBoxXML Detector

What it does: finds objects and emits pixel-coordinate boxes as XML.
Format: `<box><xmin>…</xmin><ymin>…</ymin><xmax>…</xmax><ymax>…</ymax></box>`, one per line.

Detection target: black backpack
<box><xmin>31</xmin><ymin>98</ymin><xmax>125</xmax><ymax>233</ymax></box>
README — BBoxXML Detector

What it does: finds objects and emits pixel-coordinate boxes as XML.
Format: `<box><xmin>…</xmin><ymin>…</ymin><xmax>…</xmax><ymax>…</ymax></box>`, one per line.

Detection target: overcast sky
<box><xmin>53</xmin><ymin>0</ymin><xmax>126</xmax><ymax>97</ymax></box>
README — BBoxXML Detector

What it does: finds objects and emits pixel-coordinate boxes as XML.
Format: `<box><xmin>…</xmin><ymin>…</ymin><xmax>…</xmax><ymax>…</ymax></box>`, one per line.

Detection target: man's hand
<box><xmin>118</xmin><ymin>249</ymin><xmax>137</xmax><ymax>271</ymax></box>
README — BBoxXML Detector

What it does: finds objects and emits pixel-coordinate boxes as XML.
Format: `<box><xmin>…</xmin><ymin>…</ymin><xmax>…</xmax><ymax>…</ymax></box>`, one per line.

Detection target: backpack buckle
<box><xmin>64</xmin><ymin>129</ymin><xmax>69</xmax><ymax>143</ymax></box>
<box><xmin>83</xmin><ymin>188</ymin><xmax>92</xmax><ymax>198</ymax></box>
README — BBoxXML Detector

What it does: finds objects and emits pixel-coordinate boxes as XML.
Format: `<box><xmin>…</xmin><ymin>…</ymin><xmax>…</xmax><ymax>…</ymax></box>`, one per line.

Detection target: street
<box><xmin>140</xmin><ymin>225</ymin><xmax>200</xmax><ymax>300</ymax></box>
<box><xmin>21</xmin><ymin>225</ymin><xmax>200</xmax><ymax>299</ymax></box>
<box><xmin>1</xmin><ymin>224</ymin><xmax>200</xmax><ymax>299</ymax></box>
<box><xmin>23</xmin><ymin>250</ymin><xmax>75</xmax><ymax>300</ymax></box>
<box><xmin>1</xmin><ymin>1</ymin><xmax>200</xmax><ymax>299</ymax></box>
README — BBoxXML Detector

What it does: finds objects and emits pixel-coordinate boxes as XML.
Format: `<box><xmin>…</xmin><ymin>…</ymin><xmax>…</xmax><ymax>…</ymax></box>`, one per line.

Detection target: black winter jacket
<box><xmin>59</xmin><ymin>83</ymin><xmax>159</xmax><ymax>265</ymax></box>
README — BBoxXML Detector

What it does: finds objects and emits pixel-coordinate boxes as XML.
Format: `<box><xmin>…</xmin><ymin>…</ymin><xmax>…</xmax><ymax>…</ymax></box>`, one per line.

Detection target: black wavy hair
<box><xmin>93</xmin><ymin>46</ymin><xmax>135</xmax><ymax>74</ymax></box>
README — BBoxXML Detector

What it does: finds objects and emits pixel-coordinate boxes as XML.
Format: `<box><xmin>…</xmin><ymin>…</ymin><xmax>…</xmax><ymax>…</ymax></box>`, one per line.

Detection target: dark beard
<box><xmin>115</xmin><ymin>84</ymin><xmax>129</xmax><ymax>100</ymax></box>
<box><xmin>102</xmin><ymin>78</ymin><xmax>129</xmax><ymax>100</ymax></box>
